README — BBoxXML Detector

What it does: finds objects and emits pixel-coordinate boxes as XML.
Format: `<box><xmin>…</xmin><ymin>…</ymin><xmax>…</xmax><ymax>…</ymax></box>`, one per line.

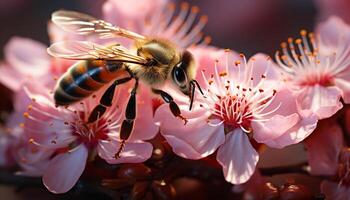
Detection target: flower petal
<box><xmin>155</xmin><ymin>104</ymin><xmax>225</xmax><ymax>159</ymax></box>
<box><xmin>316</xmin><ymin>16</ymin><xmax>350</xmax><ymax>51</ymax></box>
<box><xmin>296</xmin><ymin>85</ymin><xmax>343</xmax><ymax>119</ymax></box>
<box><xmin>217</xmin><ymin>129</ymin><xmax>259</xmax><ymax>184</ymax></box>
<box><xmin>4</xmin><ymin>37</ymin><xmax>50</xmax><ymax>77</ymax></box>
<box><xmin>304</xmin><ymin>119</ymin><xmax>343</xmax><ymax>175</ymax></box>
<box><xmin>0</xmin><ymin>63</ymin><xmax>24</xmax><ymax>91</ymax></box>
<box><xmin>98</xmin><ymin>140</ymin><xmax>152</xmax><ymax>164</ymax></box>
<box><xmin>334</xmin><ymin>77</ymin><xmax>350</xmax><ymax>104</ymax></box>
<box><xmin>43</xmin><ymin>145</ymin><xmax>88</xmax><ymax>194</ymax></box>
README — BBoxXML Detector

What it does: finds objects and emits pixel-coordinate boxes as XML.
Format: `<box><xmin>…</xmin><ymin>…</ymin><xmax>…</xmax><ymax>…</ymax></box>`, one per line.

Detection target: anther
<box><xmin>235</xmin><ymin>61</ymin><xmax>241</xmax><ymax>66</ymax></box>
<box><xmin>23</xmin><ymin>112</ymin><xmax>29</xmax><ymax>118</ymax></box>
<box><xmin>281</xmin><ymin>42</ymin><xmax>287</xmax><ymax>48</ymax></box>
<box><xmin>300</xmin><ymin>29</ymin><xmax>307</xmax><ymax>36</ymax></box>
<box><xmin>191</xmin><ymin>6</ymin><xmax>199</xmax><ymax>13</ymax></box>
<box><xmin>295</xmin><ymin>39</ymin><xmax>302</xmax><ymax>44</ymax></box>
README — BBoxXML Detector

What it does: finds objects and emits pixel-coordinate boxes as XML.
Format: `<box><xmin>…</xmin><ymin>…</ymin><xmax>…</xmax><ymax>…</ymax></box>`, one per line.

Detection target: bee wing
<box><xmin>52</xmin><ymin>10</ymin><xmax>146</xmax><ymax>40</ymax></box>
<box><xmin>47</xmin><ymin>41</ymin><xmax>148</xmax><ymax>64</ymax></box>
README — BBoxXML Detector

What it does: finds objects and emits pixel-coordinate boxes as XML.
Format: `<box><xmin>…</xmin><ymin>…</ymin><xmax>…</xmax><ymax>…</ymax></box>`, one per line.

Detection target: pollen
<box><xmin>300</xmin><ymin>29</ymin><xmax>307</xmax><ymax>36</ymax></box>
<box><xmin>235</xmin><ymin>61</ymin><xmax>241</xmax><ymax>66</ymax></box>
<box><xmin>19</xmin><ymin>123</ymin><xmax>25</xmax><ymax>128</ymax></box>
<box><xmin>295</xmin><ymin>38</ymin><xmax>302</xmax><ymax>44</ymax></box>
<box><xmin>219</xmin><ymin>71</ymin><xmax>228</xmax><ymax>77</ymax></box>
<box><xmin>23</xmin><ymin>112</ymin><xmax>30</xmax><ymax>118</ymax></box>
<box><xmin>191</xmin><ymin>5</ymin><xmax>199</xmax><ymax>13</ymax></box>
<box><xmin>28</xmin><ymin>138</ymin><xmax>35</xmax><ymax>143</ymax></box>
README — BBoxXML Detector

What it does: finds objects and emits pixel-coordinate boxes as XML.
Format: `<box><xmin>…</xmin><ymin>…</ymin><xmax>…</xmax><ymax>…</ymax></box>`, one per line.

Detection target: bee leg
<box><xmin>88</xmin><ymin>77</ymin><xmax>133</xmax><ymax>123</ymax></box>
<box><xmin>152</xmin><ymin>89</ymin><xmax>188</xmax><ymax>125</ymax></box>
<box><xmin>115</xmin><ymin>79</ymin><xmax>139</xmax><ymax>159</ymax></box>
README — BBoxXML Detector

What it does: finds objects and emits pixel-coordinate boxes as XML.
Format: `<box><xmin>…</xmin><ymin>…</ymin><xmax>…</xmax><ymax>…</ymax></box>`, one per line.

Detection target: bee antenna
<box><xmin>191</xmin><ymin>80</ymin><xmax>204</xmax><ymax>96</ymax></box>
<box><xmin>189</xmin><ymin>81</ymin><xmax>195</xmax><ymax>111</ymax></box>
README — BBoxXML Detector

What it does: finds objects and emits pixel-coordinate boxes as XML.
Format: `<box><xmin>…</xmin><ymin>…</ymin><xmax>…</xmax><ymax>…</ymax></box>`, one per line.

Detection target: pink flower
<box><xmin>321</xmin><ymin>148</ymin><xmax>350</xmax><ymax>200</ymax></box>
<box><xmin>18</xmin><ymin>80</ymin><xmax>157</xmax><ymax>193</ymax></box>
<box><xmin>304</xmin><ymin>118</ymin><xmax>344</xmax><ymax>175</ymax></box>
<box><xmin>155</xmin><ymin>50</ymin><xmax>318</xmax><ymax>184</ymax></box>
<box><xmin>275</xmin><ymin>16</ymin><xmax>350</xmax><ymax>119</ymax></box>
<box><xmin>103</xmin><ymin>0</ymin><xmax>209</xmax><ymax>48</ymax></box>
<box><xmin>0</xmin><ymin>36</ymin><xmax>76</xmax><ymax>92</ymax></box>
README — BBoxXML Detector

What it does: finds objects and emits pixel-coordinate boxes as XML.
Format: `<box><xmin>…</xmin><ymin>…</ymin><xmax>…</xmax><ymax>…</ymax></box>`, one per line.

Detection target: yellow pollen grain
<box><xmin>28</xmin><ymin>138</ymin><xmax>34</xmax><ymax>143</ymax></box>
<box><xmin>204</xmin><ymin>36</ymin><xmax>212</xmax><ymax>44</ymax></box>
<box><xmin>219</xmin><ymin>71</ymin><xmax>227</xmax><ymax>77</ymax></box>
<box><xmin>19</xmin><ymin>123</ymin><xmax>24</xmax><ymax>128</ymax></box>
<box><xmin>167</xmin><ymin>2</ymin><xmax>175</xmax><ymax>11</ymax></box>
<box><xmin>300</xmin><ymin>29</ymin><xmax>307</xmax><ymax>36</ymax></box>
<box><xmin>239</xmin><ymin>53</ymin><xmax>245</xmax><ymax>58</ymax></box>
<box><xmin>235</xmin><ymin>61</ymin><xmax>241</xmax><ymax>66</ymax></box>
<box><xmin>308</xmin><ymin>32</ymin><xmax>314</xmax><ymax>38</ymax></box>
<box><xmin>181</xmin><ymin>2</ymin><xmax>189</xmax><ymax>9</ymax></box>
<box><xmin>200</xmin><ymin>15</ymin><xmax>208</xmax><ymax>23</ymax></box>
<box><xmin>23</xmin><ymin>112</ymin><xmax>29</xmax><ymax>118</ymax></box>
<box><xmin>191</xmin><ymin>6</ymin><xmax>199</xmax><ymax>13</ymax></box>
<box><xmin>287</xmin><ymin>37</ymin><xmax>293</xmax><ymax>43</ymax></box>
<box><xmin>208</xmin><ymin>79</ymin><xmax>213</xmax><ymax>85</ymax></box>
<box><xmin>295</xmin><ymin>38</ymin><xmax>302</xmax><ymax>44</ymax></box>
<box><xmin>280</xmin><ymin>42</ymin><xmax>287</xmax><ymax>48</ymax></box>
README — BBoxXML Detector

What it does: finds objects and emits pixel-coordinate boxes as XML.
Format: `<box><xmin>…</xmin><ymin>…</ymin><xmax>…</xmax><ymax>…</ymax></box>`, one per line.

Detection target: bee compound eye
<box><xmin>173</xmin><ymin>66</ymin><xmax>187</xmax><ymax>88</ymax></box>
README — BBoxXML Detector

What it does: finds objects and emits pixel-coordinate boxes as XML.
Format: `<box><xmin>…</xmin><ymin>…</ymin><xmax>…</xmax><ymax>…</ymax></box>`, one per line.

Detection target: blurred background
<box><xmin>0</xmin><ymin>0</ymin><xmax>319</xmax><ymax>58</ymax></box>
<box><xmin>0</xmin><ymin>0</ymin><xmax>348</xmax><ymax>199</ymax></box>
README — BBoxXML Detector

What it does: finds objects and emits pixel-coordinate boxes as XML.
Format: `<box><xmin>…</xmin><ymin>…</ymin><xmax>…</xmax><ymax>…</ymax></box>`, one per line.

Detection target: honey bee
<box><xmin>48</xmin><ymin>10</ymin><xmax>204</xmax><ymax>158</ymax></box>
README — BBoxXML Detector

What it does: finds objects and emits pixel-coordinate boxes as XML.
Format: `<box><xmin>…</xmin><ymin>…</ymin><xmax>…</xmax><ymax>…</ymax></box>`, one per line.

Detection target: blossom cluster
<box><xmin>1</xmin><ymin>0</ymin><xmax>350</xmax><ymax>199</ymax></box>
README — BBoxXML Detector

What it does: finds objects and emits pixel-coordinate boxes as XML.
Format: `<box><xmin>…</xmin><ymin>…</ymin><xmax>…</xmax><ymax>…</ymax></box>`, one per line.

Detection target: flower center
<box><xmin>276</xmin><ymin>30</ymin><xmax>339</xmax><ymax>88</ymax></box>
<box><xmin>213</xmin><ymin>95</ymin><xmax>253</xmax><ymax>132</ymax></box>
<box><xmin>69</xmin><ymin>111</ymin><xmax>110</xmax><ymax>148</ymax></box>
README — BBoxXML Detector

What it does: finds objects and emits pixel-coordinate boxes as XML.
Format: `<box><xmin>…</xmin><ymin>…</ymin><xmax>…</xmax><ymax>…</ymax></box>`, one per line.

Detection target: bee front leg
<box><xmin>115</xmin><ymin>79</ymin><xmax>139</xmax><ymax>159</ymax></box>
<box><xmin>88</xmin><ymin>76</ymin><xmax>133</xmax><ymax>123</ymax></box>
<box><xmin>152</xmin><ymin>89</ymin><xmax>188</xmax><ymax>125</ymax></box>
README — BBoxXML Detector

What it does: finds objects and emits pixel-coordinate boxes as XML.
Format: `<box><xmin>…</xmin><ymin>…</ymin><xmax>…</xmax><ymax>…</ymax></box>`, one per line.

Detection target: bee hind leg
<box><xmin>115</xmin><ymin>79</ymin><xmax>139</xmax><ymax>159</ymax></box>
<box><xmin>88</xmin><ymin>76</ymin><xmax>133</xmax><ymax>123</ymax></box>
<box><xmin>152</xmin><ymin>89</ymin><xmax>188</xmax><ymax>125</ymax></box>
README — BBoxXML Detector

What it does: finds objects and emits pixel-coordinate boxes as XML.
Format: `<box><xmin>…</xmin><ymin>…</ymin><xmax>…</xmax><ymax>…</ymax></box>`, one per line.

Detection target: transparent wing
<box><xmin>47</xmin><ymin>41</ymin><xmax>148</xmax><ymax>64</ymax></box>
<box><xmin>52</xmin><ymin>10</ymin><xmax>146</xmax><ymax>40</ymax></box>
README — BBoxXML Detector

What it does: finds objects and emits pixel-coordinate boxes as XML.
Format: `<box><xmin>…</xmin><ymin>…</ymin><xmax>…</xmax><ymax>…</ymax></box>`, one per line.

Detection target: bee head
<box><xmin>171</xmin><ymin>50</ymin><xmax>204</xmax><ymax>110</ymax></box>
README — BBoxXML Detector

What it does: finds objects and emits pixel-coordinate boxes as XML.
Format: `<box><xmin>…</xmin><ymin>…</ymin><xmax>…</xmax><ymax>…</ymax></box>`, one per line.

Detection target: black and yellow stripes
<box><xmin>54</xmin><ymin>60</ymin><xmax>125</xmax><ymax>106</ymax></box>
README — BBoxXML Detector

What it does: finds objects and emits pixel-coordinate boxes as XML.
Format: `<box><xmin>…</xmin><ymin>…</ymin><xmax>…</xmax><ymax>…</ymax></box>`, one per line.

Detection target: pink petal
<box><xmin>316</xmin><ymin>16</ymin><xmax>350</xmax><ymax>50</ymax></box>
<box><xmin>217</xmin><ymin>129</ymin><xmax>259</xmax><ymax>184</ymax></box>
<box><xmin>252</xmin><ymin>114</ymin><xmax>299</xmax><ymax>142</ymax></box>
<box><xmin>247</xmin><ymin>53</ymin><xmax>280</xmax><ymax>84</ymax></box>
<box><xmin>98</xmin><ymin>139</ymin><xmax>152</xmax><ymax>164</ymax></box>
<box><xmin>334</xmin><ymin>77</ymin><xmax>350</xmax><ymax>104</ymax></box>
<box><xmin>262</xmin><ymin>110</ymin><xmax>317</xmax><ymax>148</ymax></box>
<box><xmin>43</xmin><ymin>145</ymin><xmax>88</xmax><ymax>194</ymax></box>
<box><xmin>154</xmin><ymin>104</ymin><xmax>225</xmax><ymax>159</ymax></box>
<box><xmin>103</xmin><ymin>0</ymin><xmax>166</xmax><ymax>32</ymax></box>
<box><xmin>304</xmin><ymin>119</ymin><xmax>343</xmax><ymax>175</ymax></box>
<box><xmin>0</xmin><ymin>63</ymin><xmax>23</xmax><ymax>91</ymax></box>
<box><xmin>4</xmin><ymin>37</ymin><xmax>50</xmax><ymax>77</ymax></box>
<box><xmin>252</xmin><ymin>84</ymin><xmax>318</xmax><ymax>148</ymax></box>
<box><xmin>297</xmin><ymin>85</ymin><xmax>343</xmax><ymax>119</ymax></box>
<box><xmin>321</xmin><ymin>180</ymin><xmax>350</xmax><ymax>200</ymax></box>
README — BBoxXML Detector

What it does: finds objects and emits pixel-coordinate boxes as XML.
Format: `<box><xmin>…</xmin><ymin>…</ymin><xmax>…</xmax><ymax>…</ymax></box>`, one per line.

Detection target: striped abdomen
<box><xmin>54</xmin><ymin>60</ymin><xmax>126</xmax><ymax>106</ymax></box>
